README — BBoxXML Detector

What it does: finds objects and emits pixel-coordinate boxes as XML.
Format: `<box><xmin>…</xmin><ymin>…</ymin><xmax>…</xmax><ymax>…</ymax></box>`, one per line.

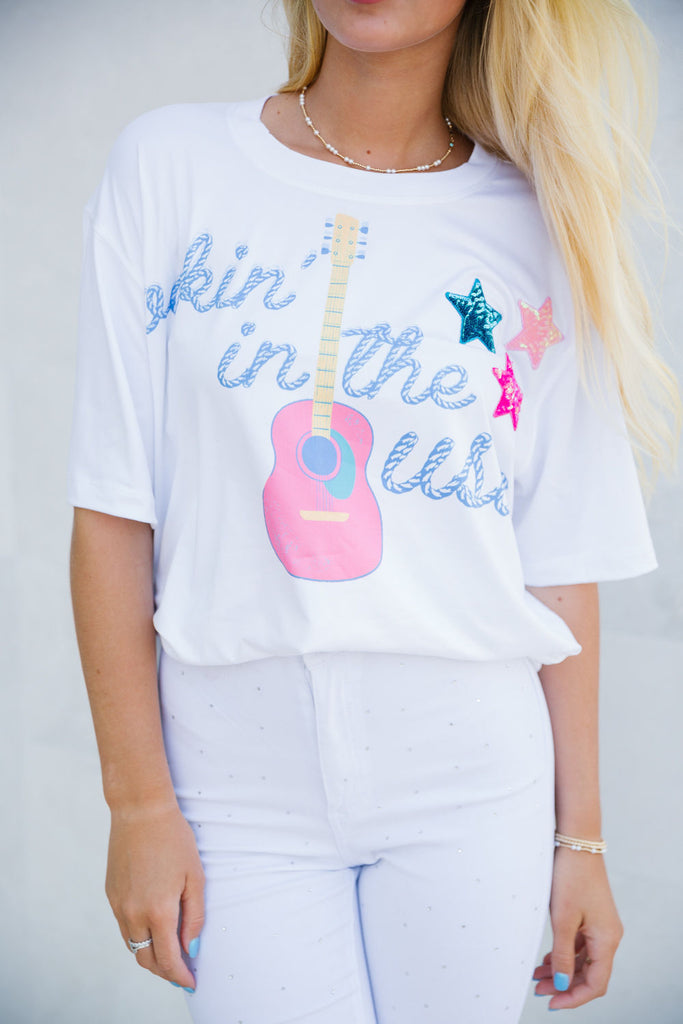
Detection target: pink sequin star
<box><xmin>492</xmin><ymin>355</ymin><xmax>523</xmax><ymax>430</ymax></box>
<box><xmin>505</xmin><ymin>297</ymin><xmax>563</xmax><ymax>369</ymax></box>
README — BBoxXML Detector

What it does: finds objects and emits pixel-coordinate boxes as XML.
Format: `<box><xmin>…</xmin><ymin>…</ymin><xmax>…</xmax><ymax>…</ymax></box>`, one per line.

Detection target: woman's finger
<box><xmin>121</xmin><ymin>915</ymin><xmax>157</xmax><ymax>974</ymax></box>
<box><xmin>548</xmin><ymin>956</ymin><xmax>612</xmax><ymax>1009</ymax></box>
<box><xmin>151</xmin><ymin>904</ymin><xmax>198</xmax><ymax>988</ymax></box>
<box><xmin>533</xmin><ymin>943</ymin><xmax>585</xmax><ymax>987</ymax></box>
<box><xmin>549</xmin><ymin>912</ymin><xmax>581</xmax><ymax>994</ymax></box>
<box><xmin>131</xmin><ymin>937</ymin><xmax>156</xmax><ymax>974</ymax></box>
<box><xmin>547</xmin><ymin>934</ymin><xmax>619</xmax><ymax>1009</ymax></box>
<box><xmin>532</xmin><ymin>947</ymin><xmax>557</xmax><ymax>980</ymax></box>
<box><xmin>123</xmin><ymin>906</ymin><xmax>197</xmax><ymax>991</ymax></box>
<box><xmin>179</xmin><ymin>866</ymin><xmax>205</xmax><ymax>960</ymax></box>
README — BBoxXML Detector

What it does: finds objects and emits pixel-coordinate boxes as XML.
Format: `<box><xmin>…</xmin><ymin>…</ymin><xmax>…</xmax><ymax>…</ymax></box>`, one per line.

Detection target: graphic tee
<box><xmin>66</xmin><ymin>97</ymin><xmax>657</xmax><ymax>667</ymax></box>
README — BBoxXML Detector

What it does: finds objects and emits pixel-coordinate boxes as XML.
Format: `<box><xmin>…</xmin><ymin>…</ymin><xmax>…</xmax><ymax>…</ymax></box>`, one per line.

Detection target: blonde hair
<box><xmin>278</xmin><ymin>0</ymin><xmax>680</xmax><ymax>474</ymax></box>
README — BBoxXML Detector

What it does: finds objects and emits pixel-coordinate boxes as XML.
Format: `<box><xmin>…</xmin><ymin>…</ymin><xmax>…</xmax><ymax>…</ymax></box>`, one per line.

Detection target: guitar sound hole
<box><xmin>300</xmin><ymin>435</ymin><xmax>340</xmax><ymax>479</ymax></box>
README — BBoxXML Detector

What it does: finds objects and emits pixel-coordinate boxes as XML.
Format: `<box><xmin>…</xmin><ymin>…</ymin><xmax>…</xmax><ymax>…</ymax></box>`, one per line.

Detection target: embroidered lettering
<box><xmin>145</xmin><ymin>233</ymin><xmax>297</xmax><ymax>333</ymax></box>
<box><xmin>342</xmin><ymin>324</ymin><xmax>476</xmax><ymax>410</ymax></box>
<box><xmin>217</xmin><ymin>341</ymin><xmax>310</xmax><ymax>391</ymax></box>
<box><xmin>382</xmin><ymin>431</ymin><xmax>509</xmax><ymax>515</ymax></box>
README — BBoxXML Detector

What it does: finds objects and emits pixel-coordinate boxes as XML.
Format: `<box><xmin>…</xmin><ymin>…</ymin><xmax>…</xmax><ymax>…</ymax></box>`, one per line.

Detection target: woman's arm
<box><xmin>70</xmin><ymin>508</ymin><xmax>172</xmax><ymax>808</ymax></box>
<box><xmin>527</xmin><ymin>583</ymin><xmax>624</xmax><ymax>1010</ymax></box>
<box><xmin>70</xmin><ymin>508</ymin><xmax>204</xmax><ymax>990</ymax></box>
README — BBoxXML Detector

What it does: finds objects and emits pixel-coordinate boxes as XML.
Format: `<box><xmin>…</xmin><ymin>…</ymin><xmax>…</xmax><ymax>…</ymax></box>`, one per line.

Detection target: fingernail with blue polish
<box><xmin>183</xmin><ymin>987</ymin><xmax>195</xmax><ymax>994</ymax></box>
<box><xmin>189</xmin><ymin>936</ymin><xmax>201</xmax><ymax>958</ymax></box>
<box><xmin>169</xmin><ymin>981</ymin><xmax>181</xmax><ymax>988</ymax></box>
<box><xmin>554</xmin><ymin>973</ymin><xmax>570</xmax><ymax>991</ymax></box>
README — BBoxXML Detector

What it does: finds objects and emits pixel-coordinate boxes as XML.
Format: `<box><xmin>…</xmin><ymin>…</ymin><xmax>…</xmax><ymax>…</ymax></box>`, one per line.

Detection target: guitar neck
<box><xmin>312</xmin><ymin>262</ymin><xmax>351</xmax><ymax>437</ymax></box>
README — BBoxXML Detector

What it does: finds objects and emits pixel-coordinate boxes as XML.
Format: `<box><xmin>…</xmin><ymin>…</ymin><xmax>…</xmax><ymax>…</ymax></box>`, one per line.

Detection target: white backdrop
<box><xmin>1</xmin><ymin>1</ymin><xmax>681</xmax><ymax>1021</ymax></box>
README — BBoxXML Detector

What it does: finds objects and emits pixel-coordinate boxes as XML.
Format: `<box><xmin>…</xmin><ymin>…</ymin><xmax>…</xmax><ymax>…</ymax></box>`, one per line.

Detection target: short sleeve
<box><xmin>512</xmin><ymin>328</ymin><xmax>657</xmax><ymax>587</ymax></box>
<box><xmin>66</xmin><ymin>136</ymin><xmax>157</xmax><ymax>525</ymax></box>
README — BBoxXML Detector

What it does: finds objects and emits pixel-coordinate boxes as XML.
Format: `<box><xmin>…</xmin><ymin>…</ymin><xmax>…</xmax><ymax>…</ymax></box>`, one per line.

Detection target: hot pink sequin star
<box><xmin>492</xmin><ymin>355</ymin><xmax>523</xmax><ymax>430</ymax></box>
<box><xmin>505</xmin><ymin>297</ymin><xmax>563</xmax><ymax>369</ymax></box>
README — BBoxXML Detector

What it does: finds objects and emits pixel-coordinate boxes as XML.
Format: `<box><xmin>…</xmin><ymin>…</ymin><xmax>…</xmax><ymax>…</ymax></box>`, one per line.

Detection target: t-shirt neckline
<box><xmin>225</xmin><ymin>95</ymin><xmax>500</xmax><ymax>203</ymax></box>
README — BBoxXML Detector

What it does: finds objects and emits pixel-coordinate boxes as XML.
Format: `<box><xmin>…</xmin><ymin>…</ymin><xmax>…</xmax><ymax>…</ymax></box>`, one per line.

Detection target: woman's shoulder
<box><xmin>473</xmin><ymin>147</ymin><xmax>568</xmax><ymax>286</ymax></box>
<box><xmin>85</xmin><ymin>98</ymin><xmax>264</xmax><ymax>237</ymax></box>
<box><xmin>88</xmin><ymin>97</ymin><xmax>265</xmax><ymax>223</ymax></box>
<box><xmin>108</xmin><ymin>97</ymin><xmax>261</xmax><ymax>162</ymax></box>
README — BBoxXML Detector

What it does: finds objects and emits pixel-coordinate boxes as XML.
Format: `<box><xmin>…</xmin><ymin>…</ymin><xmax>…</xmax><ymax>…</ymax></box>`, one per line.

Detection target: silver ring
<box><xmin>128</xmin><ymin>936</ymin><xmax>153</xmax><ymax>954</ymax></box>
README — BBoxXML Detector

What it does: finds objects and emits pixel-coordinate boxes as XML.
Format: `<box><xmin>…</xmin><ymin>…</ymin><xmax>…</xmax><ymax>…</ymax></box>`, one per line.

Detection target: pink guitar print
<box><xmin>263</xmin><ymin>214</ymin><xmax>382</xmax><ymax>581</ymax></box>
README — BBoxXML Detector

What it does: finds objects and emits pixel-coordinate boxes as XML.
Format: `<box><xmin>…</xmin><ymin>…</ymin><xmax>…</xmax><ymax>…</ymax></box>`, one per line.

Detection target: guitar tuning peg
<box><xmin>355</xmin><ymin>254</ymin><xmax>365</xmax><ymax>260</ymax></box>
<box><xmin>325</xmin><ymin>220</ymin><xmax>334</xmax><ymax>228</ymax></box>
<box><xmin>321</xmin><ymin>246</ymin><xmax>330</xmax><ymax>255</ymax></box>
<box><xmin>360</xmin><ymin>223</ymin><xmax>369</xmax><ymax>234</ymax></box>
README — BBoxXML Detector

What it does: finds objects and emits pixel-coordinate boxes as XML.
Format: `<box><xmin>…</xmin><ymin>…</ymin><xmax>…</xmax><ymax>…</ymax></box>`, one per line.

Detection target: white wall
<box><xmin>1</xmin><ymin>1</ymin><xmax>680</xmax><ymax>1021</ymax></box>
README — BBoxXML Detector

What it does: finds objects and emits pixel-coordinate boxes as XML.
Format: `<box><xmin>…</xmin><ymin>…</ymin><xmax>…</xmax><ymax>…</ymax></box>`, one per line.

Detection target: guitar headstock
<box><xmin>322</xmin><ymin>214</ymin><xmax>368</xmax><ymax>266</ymax></box>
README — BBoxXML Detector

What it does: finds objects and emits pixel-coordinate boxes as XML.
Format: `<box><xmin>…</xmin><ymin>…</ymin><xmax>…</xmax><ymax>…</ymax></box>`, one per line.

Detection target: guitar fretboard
<box><xmin>312</xmin><ymin>263</ymin><xmax>351</xmax><ymax>437</ymax></box>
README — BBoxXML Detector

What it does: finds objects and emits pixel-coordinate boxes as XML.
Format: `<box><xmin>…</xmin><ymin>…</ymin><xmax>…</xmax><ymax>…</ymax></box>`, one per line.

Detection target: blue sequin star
<box><xmin>445</xmin><ymin>278</ymin><xmax>502</xmax><ymax>354</ymax></box>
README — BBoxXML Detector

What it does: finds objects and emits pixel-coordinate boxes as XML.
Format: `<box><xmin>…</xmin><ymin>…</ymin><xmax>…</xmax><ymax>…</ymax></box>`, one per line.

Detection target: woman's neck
<box><xmin>261</xmin><ymin>25</ymin><xmax>473</xmax><ymax>173</ymax></box>
<box><xmin>304</xmin><ymin>32</ymin><xmax>463</xmax><ymax>170</ymax></box>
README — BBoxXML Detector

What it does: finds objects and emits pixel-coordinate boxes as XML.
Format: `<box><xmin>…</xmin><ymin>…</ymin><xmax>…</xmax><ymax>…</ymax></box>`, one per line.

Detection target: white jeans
<box><xmin>159</xmin><ymin>649</ymin><xmax>556</xmax><ymax>1024</ymax></box>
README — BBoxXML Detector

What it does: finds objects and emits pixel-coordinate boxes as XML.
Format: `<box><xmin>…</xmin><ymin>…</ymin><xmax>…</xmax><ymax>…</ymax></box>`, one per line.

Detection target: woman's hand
<box><xmin>105</xmin><ymin>799</ymin><xmax>206</xmax><ymax>992</ymax></box>
<box><xmin>532</xmin><ymin>847</ymin><xmax>624</xmax><ymax>1009</ymax></box>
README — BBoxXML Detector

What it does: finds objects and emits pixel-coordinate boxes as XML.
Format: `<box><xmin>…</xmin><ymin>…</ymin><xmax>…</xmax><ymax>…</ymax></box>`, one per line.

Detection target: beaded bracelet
<box><xmin>554</xmin><ymin>831</ymin><xmax>607</xmax><ymax>854</ymax></box>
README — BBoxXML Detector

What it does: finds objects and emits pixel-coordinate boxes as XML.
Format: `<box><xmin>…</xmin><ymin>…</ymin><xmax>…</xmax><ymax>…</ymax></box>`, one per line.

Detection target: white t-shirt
<box><xmin>67</xmin><ymin>97</ymin><xmax>657</xmax><ymax>667</ymax></box>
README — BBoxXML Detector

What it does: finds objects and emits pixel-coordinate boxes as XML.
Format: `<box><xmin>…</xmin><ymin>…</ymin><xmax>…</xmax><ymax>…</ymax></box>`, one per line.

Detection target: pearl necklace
<box><xmin>298</xmin><ymin>87</ymin><xmax>456</xmax><ymax>174</ymax></box>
